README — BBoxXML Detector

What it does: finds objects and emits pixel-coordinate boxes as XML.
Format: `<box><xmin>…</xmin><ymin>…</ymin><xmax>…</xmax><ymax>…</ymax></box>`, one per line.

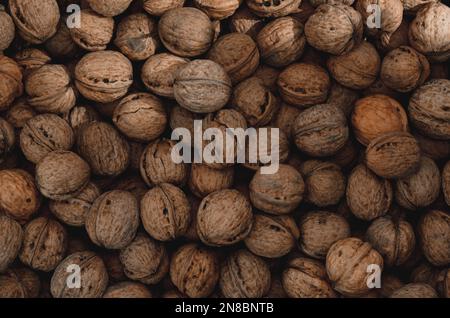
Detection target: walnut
<box><xmin>326</xmin><ymin>82</ymin><xmax>360</xmax><ymax>117</ymax></box>
<box><xmin>5</xmin><ymin>99</ymin><xmax>36</xmax><ymax>129</ymax></box>
<box><xmin>194</xmin><ymin>0</ymin><xmax>241</xmax><ymax>20</ymax></box>
<box><xmin>63</xmin><ymin>105</ymin><xmax>99</xmax><ymax>135</ymax></box>
<box><xmin>402</xmin><ymin>0</ymin><xmax>439</xmax><ymax>14</ymax></box>
<box><xmin>0</xmin><ymin>55</ymin><xmax>23</xmax><ymax>111</ymax></box>
<box><xmin>414</xmin><ymin>133</ymin><xmax>450</xmax><ymax>162</ymax></box>
<box><xmin>111</xmin><ymin>173</ymin><xmax>148</xmax><ymax>200</ymax></box>
<box><xmin>86</xmin><ymin>0</ymin><xmax>132</xmax><ymax>17</ymax></box>
<box><xmin>418</xmin><ymin>210</ymin><xmax>450</xmax><ymax>266</ymax></box>
<box><xmin>254</xmin><ymin>64</ymin><xmax>280</xmax><ymax>92</ymax></box>
<box><xmin>390</xmin><ymin>283</ymin><xmax>438</xmax><ymax>298</ymax></box>
<box><xmin>0</xmin><ymin>215</ymin><xmax>23</xmax><ymax>272</ymax></box>
<box><xmin>0</xmin><ymin>8</ymin><xmax>14</xmax><ymax>51</ymax></box>
<box><xmin>45</xmin><ymin>21</ymin><xmax>79</xmax><ymax>59</ymax></box>
<box><xmin>375</xmin><ymin>19</ymin><xmax>410</xmax><ymax>53</ymax></box>
<box><xmin>246</xmin><ymin>0</ymin><xmax>302</xmax><ymax>18</ymax></box>
<box><xmin>270</xmin><ymin>102</ymin><xmax>302</xmax><ymax>140</ymax></box>
<box><xmin>0</xmin><ymin>268</ymin><xmax>40</xmax><ymax>298</ymax></box>
<box><xmin>444</xmin><ymin>161</ymin><xmax>450</xmax><ymax>207</ymax></box>
<box><xmin>103</xmin><ymin>282</ymin><xmax>152</xmax><ymax>298</ymax></box>
<box><xmin>0</xmin><ymin>117</ymin><xmax>15</xmax><ymax>161</ymax></box>
<box><xmin>189</xmin><ymin>164</ymin><xmax>234</xmax><ymax>198</ymax></box>
<box><xmin>14</xmin><ymin>48</ymin><xmax>52</xmax><ymax>78</ymax></box>
<box><xmin>143</xmin><ymin>0</ymin><xmax>185</xmax><ymax>16</ymax></box>
<box><xmin>327</xmin><ymin>139</ymin><xmax>360</xmax><ymax>170</ymax></box>
<box><xmin>309</xmin><ymin>0</ymin><xmax>355</xmax><ymax>6</ymax></box>
<box><xmin>229</xmin><ymin>6</ymin><xmax>264</xmax><ymax>39</ymax></box>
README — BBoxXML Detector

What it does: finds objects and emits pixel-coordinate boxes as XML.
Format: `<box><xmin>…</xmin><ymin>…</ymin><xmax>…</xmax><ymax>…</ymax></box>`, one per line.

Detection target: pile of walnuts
<box><xmin>0</xmin><ymin>0</ymin><xmax>449</xmax><ymax>299</ymax></box>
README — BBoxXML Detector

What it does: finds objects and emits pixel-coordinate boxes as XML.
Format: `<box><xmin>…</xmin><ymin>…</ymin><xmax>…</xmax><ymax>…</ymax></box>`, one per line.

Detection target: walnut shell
<box><xmin>5</xmin><ymin>99</ymin><xmax>36</xmax><ymax>129</ymax></box>
<box><xmin>444</xmin><ymin>161</ymin><xmax>450</xmax><ymax>207</ymax></box>
<box><xmin>246</xmin><ymin>0</ymin><xmax>302</xmax><ymax>18</ymax></box>
<box><xmin>0</xmin><ymin>9</ymin><xmax>14</xmax><ymax>51</ymax></box>
<box><xmin>87</xmin><ymin>0</ymin><xmax>132</xmax><ymax>17</ymax></box>
<box><xmin>194</xmin><ymin>0</ymin><xmax>241</xmax><ymax>20</ymax></box>
<box><xmin>45</xmin><ymin>20</ymin><xmax>79</xmax><ymax>59</ymax></box>
<box><xmin>0</xmin><ymin>268</ymin><xmax>40</xmax><ymax>298</ymax></box>
<box><xmin>375</xmin><ymin>19</ymin><xmax>410</xmax><ymax>54</ymax></box>
<box><xmin>189</xmin><ymin>164</ymin><xmax>234</xmax><ymax>198</ymax></box>
<box><xmin>326</xmin><ymin>82</ymin><xmax>360</xmax><ymax>118</ymax></box>
<box><xmin>143</xmin><ymin>0</ymin><xmax>185</xmax><ymax>17</ymax></box>
<box><xmin>63</xmin><ymin>105</ymin><xmax>99</xmax><ymax>135</ymax></box>
<box><xmin>418</xmin><ymin>210</ymin><xmax>450</xmax><ymax>266</ymax></box>
<box><xmin>414</xmin><ymin>133</ymin><xmax>450</xmax><ymax>162</ymax></box>
<box><xmin>0</xmin><ymin>117</ymin><xmax>15</xmax><ymax>161</ymax></box>
<box><xmin>0</xmin><ymin>55</ymin><xmax>23</xmax><ymax>111</ymax></box>
<box><xmin>402</xmin><ymin>0</ymin><xmax>439</xmax><ymax>14</ymax></box>
<box><xmin>390</xmin><ymin>283</ymin><xmax>438</xmax><ymax>298</ymax></box>
<box><xmin>14</xmin><ymin>48</ymin><xmax>52</xmax><ymax>78</ymax></box>
<box><xmin>270</xmin><ymin>102</ymin><xmax>302</xmax><ymax>140</ymax></box>
<box><xmin>0</xmin><ymin>215</ymin><xmax>23</xmax><ymax>273</ymax></box>
<box><xmin>229</xmin><ymin>6</ymin><xmax>264</xmax><ymax>39</ymax></box>
<box><xmin>103</xmin><ymin>281</ymin><xmax>152</xmax><ymax>298</ymax></box>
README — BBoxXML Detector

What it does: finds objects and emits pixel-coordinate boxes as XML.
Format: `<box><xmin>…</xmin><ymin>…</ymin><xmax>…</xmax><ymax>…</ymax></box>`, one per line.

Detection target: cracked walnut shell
<box><xmin>189</xmin><ymin>164</ymin><xmax>234</xmax><ymax>198</ymax></box>
<box><xmin>246</xmin><ymin>0</ymin><xmax>302</xmax><ymax>18</ymax></box>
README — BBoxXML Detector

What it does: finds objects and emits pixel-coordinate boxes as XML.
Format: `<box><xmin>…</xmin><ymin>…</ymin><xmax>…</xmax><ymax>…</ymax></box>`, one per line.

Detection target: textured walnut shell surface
<box><xmin>87</xmin><ymin>0</ymin><xmax>132</xmax><ymax>17</ymax></box>
<box><xmin>197</xmin><ymin>189</ymin><xmax>253</xmax><ymax>246</ymax></box>
<box><xmin>51</xmin><ymin>251</ymin><xmax>108</xmax><ymax>298</ymax></box>
<box><xmin>220</xmin><ymin>249</ymin><xmax>271</xmax><ymax>298</ymax></box>
<box><xmin>310</xmin><ymin>0</ymin><xmax>355</xmax><ymax>6</ymax></box>
<box><xmin>246</xmin><ymin>0</ymin><xmax>302</xmax><ymax>18</ymax></box>
<box><xmin>35</xmin><ymin>150</ymin><xmax>91</xmax><ymax>201</ymax></box>
<box><xmin>414</xmin><ymin>133</ymin><xmax>450</xmax><ymax>161</ymax></box>
<box><xmin>0</xmin><ymin>169</ymin><xmax>40</xmax><ymax>222</ymax></box>
<box><xmin>395</xmin><ymin>156</ymin><xmax>440</xmax><ymax>210</ymax></box>
<box><xmin>256</xmin><ymin>16</ymin><xmax>306</xmax><ymax>68</ymax></box>
<box><xmin>189</xmin><ymin>164</ymin><xmax>234</xmax><ymax>198</ymax></box>
<box><xmin>140</xmin><ymin>183</ymin><xmax>191</xmax><ymax>241</ymax></box>
<box><xmin>282</xmin><ymin>257</ymin><xmax>337</xmax><ymax>298</ymax></box>
<box><xmin>409</xmin><ymin>79</ymin><xmax>450</xmax><ymax>140</ymax></box>
<box><xmin>0</xmin><ymin>117</ymin><xmax>15</xmax><ymax>159</ymax></box>
<box><xmin>249</xmin><ymin>164</ymin><xmax>304</xmax><ymax>215</ymax></box>
<box><xmin>375</xmin><ymin>19</ymin><xmax>410</xmax><ymax>54</ymax></box>
<box><xmin>326</xmin><ymin>237</ymin><xmax>384</xmax><ymax>297</ymax></box>
<box><xmin>254</xmin><ymin>65</ymin><xmax>280</xmax><ymax>92</ymax></box>
<box><xmin>170</xmin><ymin>243</ymin><xmax>219</xmax><ymax>298</ymax></box>
<box><xmin>103</xmin><ymin>282</ymin><xmax>152</xmax><ymax>298</ymax></box>
<box><xmin>293</xmin><ymin>103</ymin><xmax>348</xmax><ymax>157</ymax></box>
<box><xmin>75</xmin><ymin>51</ymin><xmax>133</xmax><ymax>103</ymax></box>
<box><xmin>352</xmin><ymin>94</ymin><xmax>409</xmax><ymax>146</ymax></box>
<box><xmin>435</xmin><ymin>268</ymin><xmax>450</xmax><ymax>298</ymax></box>
<box><xmin>5</xmin><ymin>99</ymin><xmax>36</xmax><ymax>129</ymax></box>
<box><xmin>229</xmin><ymin>6</ymin><xmax>264</xmax><ymax>39</ymax></box>
<box><xmin>402</xmin><ymin>0</ymin><xmax>439</xmax><ymax>14</ymax></box>
<box><xmin>346</xmin><ymin>164</ymin><xmax>393</xmax><ymax>221</ymax></box>
<box><xmin>14</xmin><ymin>48</ymin><xmax>52</xmax><ymax>78</ymax></box>
<box><xmin>63</xmin><ymin>105</ymin><xmax>99</xmax><ymax>135</ymax></box>
<box><xmin>418</xmin><ymin>210</ymin><xmax>450</xmax><ymax>266</ymax></box>
<box><xmin>444</xmin><ymin>161</ymin><xmax>450</xmax><ymax>207</ymax></box>
<box><xmin>326</xmin><ymin>82</ymin><xmax>360</xmax><ymax>118</ymax></box>
<box><xmin>305</xmin><ymin>4</ymin><xmax>363</xmax><ymax>55</ymax></box>
<box><xmin>0</xmin><ymin>215</ymin><xmax>23</xmax><ymax>273</ymax></box>
<box><xmin>0</xmin><ymin>55</ymin><xmax>23</xmax><ymax>111</ymax></box>
<box><xmin>194</xmin><ymin>0</ymin><xmax>241</xmax><ymax>20</ymax></box>
<box><xmin>143</xmin><ymin>0</ymin><xmax>185</xmax><ymax>16</ymax></box>
<box><xmin>119</xmin><ymin>233</ymin><xmax>169</xmax><ymax>285</ymax></box>
<box><xmin>45</xmin><ymin>20</ymin><xmax>79</xmax><ymax>59</ymax></box>
<box><xmin>299</xmin><ymin>211</ymin><xmax>350</xmax><ymax>259</ymax></box>
<box><xmin>327</xmin><ymin>41</ymin><xmax>381</xmax><ymax>90</ymax></box>
<box><xmin>0</xmin><ymin>268</ymin><xmax>40</xmax><ymax>298</ymax></box>
<box><xmin>270</xmin><ymin>102</ymin><xmax>302</xmax><ymax>140</ymax></box>
<box><xmin>0</xmin><ymin>9</ymin><xmax>14</xmax><ymax>51</ymax></box>
<box><xmin>365</xmin><ymin>132</ymin><xmax>421</xmax><ymax>179</ymax></box>
<box><xmin>77</xmin><ymin>121</ymin><xmax>130</xmax><ymax>177</ymax></box>
<box><xmin>19</xmin><ymin>217</ymin><xmax>67</xmax><ymax>272</ymax></box>
<box><xmin>174</xmin><ymin>59</ymin><xmax>232</xmax><ymax>113</ymax></box>
<box><xmin>390</xmin><ymin>283</ymin><xmax>438</xmax><ymax>298</ymax></box>
<box><xmin>9</xmin><ymin>0</ymin><xmax>59</xmax><ymax>44</ymax></box>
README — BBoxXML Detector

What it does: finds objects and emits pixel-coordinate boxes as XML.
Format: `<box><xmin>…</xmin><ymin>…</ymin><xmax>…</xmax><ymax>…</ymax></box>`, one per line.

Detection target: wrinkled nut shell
<box><xmin>87</xmin><ymin>0</ymin><xmax>132</xmax><ymax>17</ymax></box>
<box><xmin>418</xmin><ymin>210</ymin><xmax>450</xmax><ymax>266</ymax></box>
<box><xmin>103</xmin><ymin>282</ymin><xmax>152</xmax><ymax>298</ymax></box>
<box><xmin>0</xmin><ymin>215</ymin><xmax>23</xmax><ymax>273</ymax></box>
<box><xmin>444</xmin><ymin>161</ymin><xmax>450</xmax><ymax>207</ymax></box>
<box><xmin>0</xmin><ymin>55</ymin><xmax>23</xmax><ymax>111</ymax></box>
<box><xmin>390</xmin><ymin>283</ymin><xmax>438</xmax><ymax>298</ymax></box>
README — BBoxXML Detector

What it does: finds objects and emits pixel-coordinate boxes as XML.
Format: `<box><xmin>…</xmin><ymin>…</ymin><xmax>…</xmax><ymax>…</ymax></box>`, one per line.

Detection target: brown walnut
<box><xmin>418</xmin><ymin>210</ymin><xmax>450</xmax><ymax>266</ymax></box>
<box><xmin>0</xmin><ymin>215</ymin><xmax>23</xmax><ymax>272</ymax></box>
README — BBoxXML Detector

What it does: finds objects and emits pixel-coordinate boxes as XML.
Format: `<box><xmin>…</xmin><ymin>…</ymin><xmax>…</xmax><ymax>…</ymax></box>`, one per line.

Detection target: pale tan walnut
<box><xmin>305</xmin><ymin>4</ymin><xmax>363</xmax><ymax>55</ymax></box>
<box><xmin>103</xmin><ymin>282</ymin><xmax>152</xmax><ymax>298</ymax></box>
<box><xmin>0</xmin><ymin>215</ymin><xmax>23</xmax><ymax>273</ymax></box>
<box><xmin>170</xmin><ymin>243</ymin><xmax>219</xmax><ymax>298</ymax></box>
<box><xmin>113</xmin><ymin>93</ymin><xmax>167</xmax><ymax>142</ymax></box>
<box><xmin>174</xmin><ymin>59</ymin><xmax>232</xmax><ymax>113</ymax></box>
<box><xmin>0</xmin><ymin>268</ymin><xmax>40</xmax><ymax>298</ymax></box>
<box><xmin>229</xmin><ymin>6</ymin><xmax>264</xmax><ymax>39</ymax></box>
<box><xmin>299</xmin><ymin>211</ymin><xmax>350</xmax><ymax>259</ymax></box>
<box><xmin>140</xmin><ymin>138</ymin><xmax>188</xmax><ymax>186</ymax></box>
<box><xmin>220</xmin><ymin>249</ymin><xmax>271</xmax><ymax>298</ymax></box>
<box><xmin>63</xmin><ymin>105</ymin><xmax>99</xmax><ymax>135</ymax></box>
<box><xmin>141</xmin><ymin>53</ymin><xmax>189</xmax><ymax>99</ymax></box>
<box><xmin>189</xmin><ymin>164</ymin><xmax>234</xmax><ymax>198</ymax></box>
<box><xmin>409</xmin><ymin>3</ymin><xmax>450</xmax><ymax>62</ymax></box>
<box><xmin>87</xmin><ymin>0</ymin><xmax>132</xmax><ymax>17</ymax></box>
<box><xmin>114</xmin><ymin>13</ymin><xmax>160</xmax><ymax>61</ymax></box>
<box><xmin>282</xmin><ymin>257</ymin><xmax>337</xmax><ymax>298</ymax></box>
<box><xmin>244</xmin><ymin>214</ymin><xmax>299</xmax><ymax>258</ymax></box>
<box><xmin>390</xmin><ymin>283</ymin><xmax>438</xmax><ymax>298</ymax></box>
<box><xmin>366</xmin><ymin>132</ymin><xmax>421</xmax><ymax>179</ymax></box>
<box><xmin>197</xmin><ymin>189</ymin><xmax>253</xmax><ymax>246</ymax></box>
<box><xmin>256</xmin><ymin>16</ymin><xmax>306</xmax><ymax>68</ymax></box>
<box><xmin>119</xmin><ymin>233</ymin><xmax>169</xmax><ymax>285</ymax></box>
<box><xmin>0</xmin><ymin>55</ymin><xmax>23</xmax><ymax>111</ymax></box>
<box><xmin>418</xmin><ymin>210</ymin><xmax>450</xmax><ymax>266</ymax></box>
<box><xmin>0</xmin><ymin>169</ymin><xmax>40</xmax><ymax>223</ymax></box>
<box><xmin>326</xmin><ymin>237</ymin><xmax>384</xmax><ymax>297</ymax></box>
<box><xmin>14</xmin><ymin>48</ymin><xmax>52</xmax><ymax>78</ymax></box>
<box><xmin>346</xmin><ymin>164</ymin><xmax>393</xmax><ymax>221</ymax></box>
<box><xmin>309</xmin><ymin>0</ymin><xmax>355</xmax><ymax>6</ymax></box>
<box><xmin>402</xmin><ymin>0</ymin><xmax>439</xmax><ymax>14</ymax></box>
<box><xmin>36</xmin><ymin>150</ymin><xmax>91</xmax><ymax>201</ymax></box>
<box><xmin>352</xmin><ymin>94</ymin><xmax>409</xmax><ymax>146</ymax></box>
<box><xmin>249</xmin><ymin>164</ymin><xmax>304</xmax><ymax>215</ymax></box>
<box><xmin>326</xmin><ymin>82</ymin><xmax>360</xmax><ymax>118</ymax></box>
<box><xmin>143</xmin><ymin>0</ymin><xmax>185</xmax><ymax>16</ymax></box>
<box><xmin>246</xmin><ymin>0</ymin><xmax>302</xmax><ymax>17</ymax></box>
<box><xmin>51</xmin><ymin>251</ymin><xmax>108</xmax><ymax>298</ymax></box>
<box><xmin>45</xmin><ymin>21</ymin><xmax>79</xmax><ymax>59</ymax></box>
<box><xmin>270</xmin><ymin>102</ymin><xmax>302</xmax><ymax>140</ymax></box>
<box><xmin>278</xmin><ymin>63</ymin><xmax>330</xmax><ymax>108</ymax></box>
<box><xmin>409</xmin><ymin>79</ymin><xmax>450</xmax><ymax>140</ymax></box>
<box><xmin>327</xmin><ymin>41</ymin><xmax>381</xmax><ymax>90</ymax></box>
<box><xmin>158</xmin><ymin>7</ymin><xmax>215</xmax><ymax>57</ymax></box>
<box><xmin>0</xmin><ymin>8</ymin><xmax>14</xmax><ymax>51</ymax></box>
<box><xmin>169</xmin><ymin>105</ymin><xmax>203</xmax><ymax>136</ymax></box>
<box><xmin>19</xmin><ymin>217</ymin><xmax>67</xmax><ymax>272</ymax></box>
<box><xmin>444</xmin><ymin>161</ymin><xmax>450</xmax><ymax>207</ymax></box>
<box><xmin>9</xmin><ymin>0</ymin><xmax>59</xmax><ymax>44</ymax></box>
<box><xmin>0</xmin><ymin>117</ymin><xmax>15</xmax><ymax>161</ymax></box>
<box><xmin>293</xmin><ymin>103</ymin><xmax>348</xmax><ymax>157</ymax></box>
<box><xmin>75</xmin><ymin>50</ymin><xmax>133</xmax><ymax>103</ymax></box>
<box><xmin>77</xmin><ymin>121</ymin><xmax>130</xmax><ymax>177</ymax></box>
<box><xmin>140</xmin><ymin>183</ymin><xmax>191</xmax><ymax>241</ymax></box>
<box><xmin>194</xmin><ymin>0</ymin><xmax>241</xmax><ymax>20</ymax></box>
<box><xmin>395</xmin><ymin>156</ymin><xmax>441</xmax><ymax>210</ymax></box>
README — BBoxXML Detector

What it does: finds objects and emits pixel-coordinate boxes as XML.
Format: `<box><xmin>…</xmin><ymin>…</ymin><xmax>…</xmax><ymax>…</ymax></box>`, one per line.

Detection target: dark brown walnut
<box><xmin>0</xmin><ymin>55</ymin><xmax>23</xmax><ymax>111</ymax></box>
<box><xmin>197</xmin><ymin>189</ymin><xmax>253</xmax><ymax>246</ymax></box>
<box><xmin>244</xmin><ymin>214</ymin><xmax>299</xmax><ymax>258</ymax></box>
<box><xmin>430</xmin><ymin>62</ymin><xmax>449</xmax><ymax>80</ymax></box>
<box><xmin>86</xmin><ymin>191</ymin><xmax>139</xmax><ymax>249</ymax></box>
<box><xmin>119</xmin><ymin>233</ymin><xmax>169</xmax><ymax>285</ymax></box>
<box><xmin>414</xmin><ymin>133</ymin><xmax>450</xmax><ymax>161</ymax></box>
<box><xmin>19</xmin><ymin>217</ymin><xmax>67</xmax><ymax>272</ymax></box>
<box><xmin>35</xmin><ymin>150</ymin><xmax>91</xmax><ymax>201</ymax></box>
<box><xmin>418</xmin><ymin>210</ymin><xmax>450</xmax><ymax>266</ymax></box>
<box><xmin>5</xmin><ymin>99</ymin><xmax>36</xmax><ymax>129</ymax></box>
<box><xmin>346</xmin><ymin>164</ymin><xmax>393</xmax><ymax>221</ymax></box>
<box><xmin>250</xmin><ymin>164</ymin><xmax>304</xmax><ymax>215</ymax></box>
<box><xmin>111</xmin><ymin>173</ymin><xmax>148</xmax><ymax>200</ymax></box>
<box><xmin>75</xmin><ymin>50</ymin><xmax>133</xmax><ymax>103</ymax></box>
<box><xmin>305</xmin><ymin>4</ymin><xmax>363</xmax><ymax>55</ymax></box>
<box><xmin>0</xmin><ymin>268</ymin><xmax>40</xmax><ymax>298</ymax></box>
<box><xmin>0</xmin><ymin>7</ymin><xmax>14</xmax><ymax>51</ymax></box>
<box><xmin>100</xmin><ymin>251</ymin><xmax>126</xmax><ymax>283</ymax></box>
<box><xmin>378</xmin><ymin>274</ymin><xmax>405</xmax><ymax>298</ymax></box>
<box><xmin>170</xmin><ymin>243</ymin><xmax>219</xmax><ymax>298</ymax></box>
<box><xmin>327</xmin><ymin>41</ymin><xmax>381</xmax><ymax>90</ymax></box>
<box><xmin>143</xmin><ymin>0</ymin><xmax>185</xmax><ymax>16</ymax></box>
<box><xmin>0</xmin><ymin>117</ymin><xmax>15</xmax><ymax>161</ymax></box>
<box><xmin>174</xmin><ymin>59</ymin><xmax>232</xmax><ymax>113</ymax></box>
<box><xmin>411</xmin><ymin>262</ymin><xmax>440</xmax><ymax>288</ymax></box>
<box><xmin>299</xmin><ymin>211</ymin><xmax>350</xmax><ymax>259</ymax></box>
<box><xmin>390</xmin><ymin>283</ymin><xmax>438</xmax><ymax>298</ymax></box>
<box><xmin>256</xmin><ymin>16</ymin><xmax>306</xmax><ymax>68</ymax></box>
<box><xmin>246</xmin><ymin>0</ymin><xmax>302</xmax><ymax>17</ymax></box>
<box><xmin>189</xmin><ymin>164</ymin><xmax>234</xmax><ymax>198</ymax></box>
<box><xmin>293</xmin><ymin>103</ymin><xmax>348</xmax><ymax>157</ymax></box>
<box><xmin>14</xmin><ymin>48</ymin><xmax>52</xmax><ymax>78</ymax></box>
<box><xmin>140</xmin><ymin>183</ymin><xmax>191</xmax><ymax>241</ymax></box>
<box><xmin>435</xmin><ymin>268</ymin><xmax>450</xmax><ymax>298</ymax></box>
<box><xmin>0</xmin><ymin>169</ymin><xmax>40</xmax><ymax>222</ymax></box>
<box><xmin>77</xmin><ymin>121</ymin><xmax>130</xmax><ymax>177</ymax></box>
<box><xmin>229</xmin><ymin>6</ymin><xmax>264</xmax><ymax>39</ymax></box>
<box><xmin>282</xmin><ymin>257</ymin><xmax>337</xmax><ymax>298</ymax></box>
<box><xmin>278</xmin><ymin>63</ymin><xmax>330</xmax><ymax>108</ymax></box>
<box><xmin>266</xmin><ymin>276</ymin><xmax>288</xmax><ymax>298</ymax></box>
<box><xmin>158</xmin><ymin>7</ymin><xmax>215</xmax><ymax>57</ymax></box>
<box><xmin>326</xmin><ymin>237</ymin><xmax>384</xmax><ymax>297</ymax></box>
<box><xmin>395</xmin><ymin>157</ymin><xmax>441</xmax><ymax>210</ymax></box>
<box><xmin>194</xmin><ymin>0</ymin><xmax>241</xmax><ymax>20</ymax></box>
<box><xmin>127</xmin><ymin>142</ymin><xmax>146</xmax><ymax>172</ymax></box>
<box><xmin>444</xmin><ymin>161</ymin><xmax>450</xmax><ymax>207</ymax></box>
<box><xmin>113</xmin><ymin>93</ymin><xmax>167</xmax><ymax>142</ymax></box>
<box><xmin>326</xmin><ymin>82</ymin><xmax>360</xmax><ymax>118</ymax></box>
<box><xmin>254</xmin><ymin>65</ymin><xmax>280</xmax><ymax>92</ymax></box>
<box><xmin>87</xmin><ymin>0</ymin><xmax>132</xmax><ymax>17</ymax></box>
<box><xmin>409</xmin><ymin>79</ymin><xmax>450</xmax><ymax>140</ymax></box>
<box><xmin>270</xmin><ymin>102</ymin><xmax>302</xmax><ymax>140</ymax></box>
<box><xmin>169</xmin><ymin>106</ymin><xmax>203</xmax><ymax>136</ymax></box>
<box><xmin>103</xmin><ymin>282</ymin><xmax>152</xmax><ymax>298</ymax></box>
<box><xmin>63</xmin><ymin>105</ymin><xmax>99</xmax><ymax>135</ymax></box>
<box><xmin>300</xmin><ymin>161</ymin><xmax>346</xmax><ymax>207</ymax></box>
<box><xmin>45</xmin><ymin>21</ymin><xmax>79</xmax><ymax>59</ymax></box>
<box><xmin>366</xmin><ymin>132</ymin><xmax>422</xmax><ymax>179</ymax></box>
<box><xmin>0</xmin><ymin>215</ymin><xmax>23</xmax><ymax>272</ymax></box>
<box><xmin>363</xmin><ymin>78</ymin><xmax>402</xmax><ymax>100</ymax></box>
<box><xmin>220</xmin><ymin>249</ymin><xmax>271</xmax><ymax>298</ymax></box>
<box><xmin>9</xmin><ymin>0</ymin><xmax>60</xmax><ymax>44</ymax></box>
<box><xmin>51</xmin><ymin>251</ymin><xmax>108</xmax><ymax>298</ymax></box>
<box><xmin>366</xmin><ymin>216</ymin><xmax>416</xmax><ymax>267</ymax></box>
<box><xmin>375</xmin><ymin>19</ymin><xmax>410</xmax><ymax>54</ymax></box>
<box><xmin>327</xmin><ymin>139</ymin><xmax>359</xmax><ymax>170</ymax></box>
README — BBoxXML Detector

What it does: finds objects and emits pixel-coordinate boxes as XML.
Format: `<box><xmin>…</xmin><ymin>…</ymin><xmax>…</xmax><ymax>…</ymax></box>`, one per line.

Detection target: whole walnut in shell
<box><xmin>5</xmin><ymin>99</ymin><xmax>36</xmax><ymax>129</ymax></box>
<box><xmin>229</xmin><ymin>6</ymin><xmax>264</xmax><ymax>39</ymax></box>
<box><xmin>246</xmin><ymin>0</ymin><xmax>302</xmax><ymax>17</ymax></box>
<box><xmin>0</xmin><ymin>215</ymin><xmax>23</xmax><ymax>273</ymax></box>
<box><xmin>103</xmin><ymin>282</ymin><xmax>152</xmax><ymax>298</ymax></box>
<box><xmin>86</xmin><ymin>0</ymin><xmax>132</xmax><ymax>17</ymax></box>
<box><xmin>0</xmin><ymin>117</ymin><xmax>15</xmax><ymax>161</ymax></box>
<box><xmin>0</xmin><ymin>268</ymin><xmax>40</xmax><ymax>298</ymax></box>
<box><xmin>270</xmin><ymin>102</ymin><xmax>302</xmax><ymax>140</ymax></box>
<box><xmin>143</xmin><ymin>0</ymin><xmax>185</xmax><ymax>16</ymax></box>
<box><xmin>444</xmin><ymin>161</ymin><xmax>450</xmax><ymax>207</ymax></box>
<box><xmin>326</xmin><ymin>82</ymin><xmax>360</xmax><ymax>118</ymax></box>
<box><xmin>0</xmin><ymin>8</ymin><xmax>14</xmax><ymax>51</ymax></box>
<box><xmin>402</xmin><ymin>0</ymin><xmax>439</xmax><ymax>14</ymax></box>
<box><xmin>194</xmin><ymin>0</ymin><xmax>241</xmax><ymax>20</ymax></box>
<box><xmin>390</xmin><ymin>283</ymin><xmax>438</xmax><ymax>298</ymax></box>
<box><xmin>14</xmin><ymin>48</ymin><xmax>52</xmax><ymax>78</ymax></box>
<box><xmin>0</xmin><ymin>55</ymin><xmax>23</xmax><ymax>111</ymax></box>
<box><xmin>63</xmin><ymin>105</ymin><xmax>99</xmax><ymax>135</ymax></box>
<box><xmin>418</xmin><ymin>210</ymin><xmax>450</xmax><ymax>266</ymax></box>
<box><xmin>189</xmin><ymin>164</ymin><xmax>234</xmax><ymax>198</ymax></box>
<box><xmin>45</xmin><ymin>22</ymin><xmax>79</xmax><ymax>59</ymax></box>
